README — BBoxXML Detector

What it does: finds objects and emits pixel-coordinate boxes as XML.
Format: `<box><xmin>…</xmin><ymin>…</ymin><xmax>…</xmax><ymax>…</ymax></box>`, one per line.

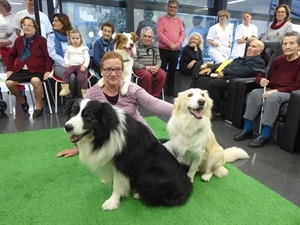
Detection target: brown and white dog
<box><xmin>165</xmin><ymin>88</ymin><xmax>250</xmax><ymax>182</ymax></box>
<box><xmin>98</xmin><ymin>32</ymin><xmax>139</xmax><ymax>95</ymax></box>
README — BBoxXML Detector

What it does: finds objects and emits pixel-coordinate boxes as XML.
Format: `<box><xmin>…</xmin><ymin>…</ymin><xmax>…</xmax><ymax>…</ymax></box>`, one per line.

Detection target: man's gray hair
<box><xmin>140</xmin><ymin>26</ymin><xmax>154</xmax><ymax>38</ymax></box>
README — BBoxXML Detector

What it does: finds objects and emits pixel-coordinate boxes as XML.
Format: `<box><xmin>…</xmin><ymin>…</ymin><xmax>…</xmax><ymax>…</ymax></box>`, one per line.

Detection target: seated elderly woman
<box><xmin>179</xmin><ymin>32</ymin><xmax>204</xmax><ymax>77</ymax></box>
<box><xmin>5</xmin><ymin>16</ymin><xmax>53</xmax><ymax>118</ymax></box>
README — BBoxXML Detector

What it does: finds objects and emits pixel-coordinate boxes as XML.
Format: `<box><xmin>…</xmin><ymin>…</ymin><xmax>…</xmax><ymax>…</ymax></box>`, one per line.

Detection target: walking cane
<box><xmin>253</xmin><ymin>52</ymin><xmax>276</xmax><ymax>134</ymax></box>
<box><xmin>146</xmin><ymin>46</ymin><xmax>155</xmax><ymax>66</ymax></box>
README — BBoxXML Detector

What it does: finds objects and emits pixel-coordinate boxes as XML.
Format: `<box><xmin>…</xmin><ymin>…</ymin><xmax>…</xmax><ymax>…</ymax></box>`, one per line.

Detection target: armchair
<box><xmin>221</xmin><ymin>42</ymin><xmax>300</xmax><ymax>153</ymax></box>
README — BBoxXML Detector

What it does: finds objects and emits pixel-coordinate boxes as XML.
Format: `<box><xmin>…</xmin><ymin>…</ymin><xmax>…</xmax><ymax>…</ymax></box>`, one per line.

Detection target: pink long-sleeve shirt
<box><xmin>85</xmin><ymin>81</ymin><xmax>173</xmax><ymax>125</ymax></box>
<box><xmin>157</xmin><ymin>15</ymin><xmax>185</xmax><ymax>50</ymax></box>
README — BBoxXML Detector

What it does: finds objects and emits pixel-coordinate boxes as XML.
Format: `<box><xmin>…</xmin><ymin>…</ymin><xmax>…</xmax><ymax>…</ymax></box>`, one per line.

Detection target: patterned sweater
<box><xmin>133</xmin><ymin>39</ymin><xmax>162</xmax><ymax>69</ymax></box>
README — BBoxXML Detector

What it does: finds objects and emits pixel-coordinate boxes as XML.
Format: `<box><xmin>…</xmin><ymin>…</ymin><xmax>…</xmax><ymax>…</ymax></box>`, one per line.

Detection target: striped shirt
<box><xmin>133</xmin><ymin>39</ymin><xmax>162</xmax><ymax>69</ymax></box>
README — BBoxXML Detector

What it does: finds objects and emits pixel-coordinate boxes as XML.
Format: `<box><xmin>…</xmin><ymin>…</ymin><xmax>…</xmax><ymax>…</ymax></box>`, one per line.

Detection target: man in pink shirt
<box><xmin>157</xmin><ymin>0</ymin><xmax>185</xmax><ymax>97</ymax></box>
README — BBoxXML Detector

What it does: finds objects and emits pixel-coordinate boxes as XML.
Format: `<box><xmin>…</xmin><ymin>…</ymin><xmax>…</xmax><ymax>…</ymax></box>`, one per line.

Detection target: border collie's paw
<box><xmin>133</xmin><ymin>192</ymin><xmax>140</xmax><ymax>199</ymax></box>
<box><xmin>102</xmin><ymin>199</ymin><xmax>119</xmax><ymax>210</ymax></box>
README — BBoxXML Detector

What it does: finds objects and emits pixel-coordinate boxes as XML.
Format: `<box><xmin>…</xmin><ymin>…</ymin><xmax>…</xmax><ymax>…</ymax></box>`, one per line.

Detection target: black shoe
<box><xmin>234</xmin><ymin>129</ymin><xmax>253</xmax><ymax>141</ymax></box>
<box><xmin>248</xmin><ymin>135</ymin><xmax>269</xmax><ymax>148</ymax></box>
<box><xmin>20</xmin><ymin>95</ymin><xmax>29</xmax><ymax>112</ymax></box>
<box><xmin>33</xmin><ymin>108</ymin><xmax>43</xmax><ymax>118</ymax></box>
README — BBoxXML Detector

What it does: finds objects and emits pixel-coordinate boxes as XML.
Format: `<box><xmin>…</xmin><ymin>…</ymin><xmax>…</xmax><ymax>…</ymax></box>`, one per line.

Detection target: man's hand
<box><xmin>199</xmin><ymin>68</ymin><xmax>212</xmax><ymax>75</ymax></box>
<box><xmin>217</xmin><ymin>71</ymin><xmax>224</xmax><ymax>78</ymax></box>
<box><xmin>170</xmin><ymin>43</ymin><xmax>177</xmax><ymax>51</ymax></box>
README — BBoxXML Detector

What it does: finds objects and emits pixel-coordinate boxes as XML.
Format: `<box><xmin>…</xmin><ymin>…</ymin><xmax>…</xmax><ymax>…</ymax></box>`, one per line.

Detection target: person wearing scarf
<box><xmin>261</xmin><ymin>4</ymin><xmax>293</xmax><ymax>43</ymax></box>
<box><xmin>47</xmin><ymin>13</ymin><xmax>87</xmax><ymax>99</ymax></box>
<box><xmin>5</xmin><ymin>16</ymin><xmax>53</xmax><ymax>118</ymax></box>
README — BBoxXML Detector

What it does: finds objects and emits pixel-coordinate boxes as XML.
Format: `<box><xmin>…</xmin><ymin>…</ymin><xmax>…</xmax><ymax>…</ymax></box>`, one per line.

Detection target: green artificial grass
<box><xmin>0</xmin><ymin>116</ymin><xmax>299</xmax><ymax>225</ymax></box>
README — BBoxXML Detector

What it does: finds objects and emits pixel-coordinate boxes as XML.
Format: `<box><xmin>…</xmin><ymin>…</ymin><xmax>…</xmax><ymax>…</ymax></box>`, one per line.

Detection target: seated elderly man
<box><xmin>195</xmin><ymin>39</ymin><xmax>265</xmax><ymax>116</ymax></box>
<box><xmin>133</xmin><ymin>26</ymin><xmax>166</xmax><ymax>98</ymax></box>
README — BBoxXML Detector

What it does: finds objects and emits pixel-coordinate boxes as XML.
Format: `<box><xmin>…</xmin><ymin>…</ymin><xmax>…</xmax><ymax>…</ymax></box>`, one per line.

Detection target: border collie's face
<box><xmin>64</xmin><ymin>99</ymin><xmax>115</xmax><ymax>143</ymax></box>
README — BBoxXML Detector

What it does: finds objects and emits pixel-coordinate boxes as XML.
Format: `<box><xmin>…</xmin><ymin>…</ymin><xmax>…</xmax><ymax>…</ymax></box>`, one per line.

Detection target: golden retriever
<box><xmin>98</xmin><ymin>32</ymin><xmax>139</xmax><ymax>95</ymax></box>
<box><xmin>165</xmin><ymin>88</ymin><xmax>250</xmax><ymax>182</ymax></box>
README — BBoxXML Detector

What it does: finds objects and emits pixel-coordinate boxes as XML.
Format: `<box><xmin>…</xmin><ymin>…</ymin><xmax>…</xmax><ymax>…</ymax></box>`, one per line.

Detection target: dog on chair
<box><xmin>98</xmin><ymin>32</ymin><xmax>139</xmax><ymax>95</ymax></box>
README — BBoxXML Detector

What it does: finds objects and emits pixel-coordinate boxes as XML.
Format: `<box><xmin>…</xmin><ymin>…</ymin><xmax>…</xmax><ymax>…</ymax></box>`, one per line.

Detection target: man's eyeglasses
<box><xmin>103</xmin><ymin>68</ymin><xmax>122</xmax><ymax>74</ymax></box>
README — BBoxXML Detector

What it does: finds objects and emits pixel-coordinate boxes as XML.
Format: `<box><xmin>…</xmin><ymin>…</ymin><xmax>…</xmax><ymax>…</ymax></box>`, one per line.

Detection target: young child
<box><xmin>60</xmin><ymin>29</ymin><xmax>90</xmax><ymax>97</ymax></box>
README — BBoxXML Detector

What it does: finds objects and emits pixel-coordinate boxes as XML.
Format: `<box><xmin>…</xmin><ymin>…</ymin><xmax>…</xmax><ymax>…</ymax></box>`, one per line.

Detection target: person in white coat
<box><xmin>207</xmin><ymin>9</ymin><xmax>233</xmax><ymax>64</ymax></box>
<box><xmin>231</xmin><ymin>12</ymin><xmax>258</xmax><ymax>58</ymax></box>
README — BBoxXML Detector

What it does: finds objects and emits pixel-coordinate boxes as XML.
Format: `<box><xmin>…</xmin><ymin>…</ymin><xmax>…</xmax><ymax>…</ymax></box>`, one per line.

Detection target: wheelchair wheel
<box><xmin>0</xmin><ymin>100</ymin><xmax>7</xmax><ymax>112</ymax></box>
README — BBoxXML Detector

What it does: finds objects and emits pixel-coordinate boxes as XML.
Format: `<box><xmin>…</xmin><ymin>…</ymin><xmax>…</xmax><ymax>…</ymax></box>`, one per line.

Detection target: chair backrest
<box><xmin>261</xmin><ymin>42</ymin><xmax>283</xmax><ymax>78</ymax></box>
<box><xmin>261</xmin><ymin>47</ymin><xmax>275</xmax><ymax>67</ymax></box>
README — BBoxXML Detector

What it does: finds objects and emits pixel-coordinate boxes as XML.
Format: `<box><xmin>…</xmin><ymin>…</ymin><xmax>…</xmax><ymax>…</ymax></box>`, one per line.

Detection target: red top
<box><xmin>157</xmin><ymin>15</ymin><xmax>185</xmax><ymax>50</ymax></box>
<box><xmin>255</xmin><ymin>55</ymin><xmax>300</xmax><ymax>93</ymax></box>
<box><xmin>7</xmin><ymin>35</ymin><xmax>53</xmax><ymax>73</ymax></box>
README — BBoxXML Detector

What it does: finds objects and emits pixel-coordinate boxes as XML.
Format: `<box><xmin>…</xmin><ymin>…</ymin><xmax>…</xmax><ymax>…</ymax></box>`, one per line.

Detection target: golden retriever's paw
<box><xmin>214</xmin><ymin>166</ymin><xmax>229</xmax><ymax>178</ymax></box>
<box><xmin>187</xmin><ymin>173</ymin><xmax>195</xmax><ymax>183</ymax></box>
<box><xmin>201</xmin><ymin>173</ymin><xmax>213</xmax><ymax>182</ymax></box>
<box><xmin>121</xmin><ymin>83</ymin><xmax>129</xmax><ymax>95</ymax></box>
<box><xmin>98</xmin><ymin>78</ymin><xmax>105</xmax><ymax>87</ymax></box>
<box><xmin>102</xmin><ymin>199</ymin><xmax>119</xmax><ymax>211</ymax></box>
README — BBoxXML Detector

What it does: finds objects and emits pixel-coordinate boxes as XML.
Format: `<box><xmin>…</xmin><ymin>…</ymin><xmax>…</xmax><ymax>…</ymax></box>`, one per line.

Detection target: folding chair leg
<box><xmin>43</xmin><ymin>82</ymin><xmax>52</xmax><ymax>114</ymax></box>
<box><xmin>9</xmin><ymin>91</ymin><xmax>12</xmax><ymax>115</ymax></box>
<box><xmin>27</xmin><ymin>85</ymin><xmax>35</xmax><ymax>108</ymax></box>
<box><xmin>55</xmin><ymin>81</ymin><xmax>58</xmax><ymax>113</ymax></box>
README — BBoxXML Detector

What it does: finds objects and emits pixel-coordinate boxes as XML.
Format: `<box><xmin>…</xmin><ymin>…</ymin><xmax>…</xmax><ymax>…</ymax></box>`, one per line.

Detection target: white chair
<box><xmin>131</xmin><ymin>71</ymin><xmax>165</xmax><ymax>101</ymax></box>
<box><xmin>8</xmin><ymin>81</ymin><xmax>53</xmax><ymax>115</ymax></box>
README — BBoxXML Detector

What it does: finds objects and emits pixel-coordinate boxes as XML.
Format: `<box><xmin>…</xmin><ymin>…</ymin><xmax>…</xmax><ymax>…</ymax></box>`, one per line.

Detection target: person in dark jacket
<box><xmin>179</xmin><ymin>32</ymin><xmax>204</xmax><ymax>77</ymax></box>
<box><xmin>196</xmin><ymin>39</ymin><xmax>265</xmax><ymax>115</ymax></box>
<box><xmin>92</xmin><ymin>22</ymin><xmax>115</xmax><ymax>76</ymax></box>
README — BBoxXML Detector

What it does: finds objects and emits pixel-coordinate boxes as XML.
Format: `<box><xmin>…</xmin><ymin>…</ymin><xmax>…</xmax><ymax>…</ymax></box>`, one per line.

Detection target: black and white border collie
<box><xmin>64</xmin><ymin>99</ymin><xmax>192</xmax><ymax>210</ymax></box>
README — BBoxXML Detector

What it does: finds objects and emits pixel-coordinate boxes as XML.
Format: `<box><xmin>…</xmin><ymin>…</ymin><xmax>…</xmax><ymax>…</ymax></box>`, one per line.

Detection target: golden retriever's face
<box><xmin>114</xmin><ymin>32</ymin><xmax>139</xmax><ymax>50</ymax></box>
<box><xmin>173</xmin><ymin>88</ymin><xmax>213</xmax><ymax>119</ymax></box>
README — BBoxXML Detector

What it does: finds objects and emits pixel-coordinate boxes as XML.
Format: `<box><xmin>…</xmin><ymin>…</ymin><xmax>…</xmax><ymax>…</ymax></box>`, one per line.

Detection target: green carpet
<box><xmin>0</xmin><ymin>117</ymin><xmax>299</xmax><ymax>225</ymax></box>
